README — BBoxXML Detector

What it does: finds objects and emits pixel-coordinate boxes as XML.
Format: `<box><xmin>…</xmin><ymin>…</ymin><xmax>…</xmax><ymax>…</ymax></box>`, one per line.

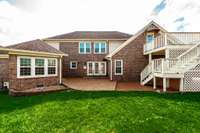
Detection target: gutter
<box><xmin>0</xmin><ymin>47</ymin><xmax>68</xmax><ymax>57</ymax></box>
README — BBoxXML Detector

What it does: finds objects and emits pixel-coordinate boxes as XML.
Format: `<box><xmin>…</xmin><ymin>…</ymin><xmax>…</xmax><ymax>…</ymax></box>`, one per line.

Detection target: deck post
<box><xmin>149</xmin><ymin>54</ymin><xmax>152</xmax><ymax>63</ymax></box>
<box><xmin>164</xmin><ymin>33</ymin><xmax>167</xmax><ymax>46</ymax></box>
<box><xmin>180</xmin><ymin>78</ymin><xmax>184</xmax><ymax>92</ymax></box>
<box><xmin>163</xmin><ymin>78</ymin><xmax>167</xmax><ymax>92</ymax></box>
<box><xmin>153</xmin><ymin>76</ymin><xmax>156</xmax><ymax>89</ymax></box>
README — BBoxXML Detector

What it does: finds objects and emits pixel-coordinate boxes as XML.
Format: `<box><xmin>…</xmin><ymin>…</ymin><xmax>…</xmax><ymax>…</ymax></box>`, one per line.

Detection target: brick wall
<box><xmin>8</xmin><ymin>55</ymin><xmax>60</xmax><ymax>91</ymax></box>
<box><xmin>60</xmin><ymin>42</ymin><xmax>109</xmax><ymax>77</ymax></box>
<box><xmin>112</xmin><ymin>33</ymin><xmax>148</xmax><ymax>81</ymax></box>
<box><xmin>0</xmin><ymin>58</ymin><xmax>9</xmax><ymax>88</ymax></box>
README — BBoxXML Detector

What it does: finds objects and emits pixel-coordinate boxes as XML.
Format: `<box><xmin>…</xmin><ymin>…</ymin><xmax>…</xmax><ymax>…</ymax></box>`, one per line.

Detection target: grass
<box><xmin>0</xmin><ymin>91</ymin><xmax>200</xmax><ymax>133</ymax></box>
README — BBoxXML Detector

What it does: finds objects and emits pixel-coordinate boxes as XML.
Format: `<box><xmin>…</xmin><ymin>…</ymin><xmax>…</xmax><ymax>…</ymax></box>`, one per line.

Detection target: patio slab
<box><xmin>116</xmin><ymin>82</ymin><xmax>154</xmax><ymax>91</ymax></box>
<box><xmin>63</xmin><ymin>78</ymin><xmax>117</xmax><ymax>91</ymax></box>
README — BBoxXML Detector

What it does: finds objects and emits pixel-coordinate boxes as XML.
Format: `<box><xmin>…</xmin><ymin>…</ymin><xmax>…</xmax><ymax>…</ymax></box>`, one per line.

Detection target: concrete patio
<box><xmin>62</xmin><ymin>78</ymin><xmax>154</xmax><ymax>91</ymax></box>
<box><xmin>62</xmin><ymin>78</ymin><xmax>117</xmax><ymax>91</ymax></box>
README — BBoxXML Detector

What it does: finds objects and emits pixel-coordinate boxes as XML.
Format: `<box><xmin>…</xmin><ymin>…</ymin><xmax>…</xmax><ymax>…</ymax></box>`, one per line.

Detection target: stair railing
<box><xmin>140</xmin><ymin>62</ymin><xmax>153</xmax><ymax>84</ymax></box>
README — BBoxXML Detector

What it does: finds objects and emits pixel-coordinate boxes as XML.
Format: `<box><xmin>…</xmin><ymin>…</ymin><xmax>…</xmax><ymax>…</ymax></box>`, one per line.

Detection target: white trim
<box><xmin>17</xmin><ymin>56</ymin><xmax>58</xmax><ymax>79</ymax></box>
<box><xmin>70</xmin><ymin>61</ymin><xmax>78</xmax><ymax>69</ymax></box>
<box><xmin>114</xmin><ymin>59</ymin><xmax>123</xmax><ymax>75</ymax></box>
<box><xmin>79</xmin><ymin>41</ymin><xmax>92</xmax><ymax>54</ymax></box>
<box><xmin>93</xmin><ymin>41</ymin><xmax>107</xmax><ymax>54</ymax></box>
<box><xmin>0</xmin><ymin>54</ymin><xmax>9</xmax><ymax>59</ymax></box>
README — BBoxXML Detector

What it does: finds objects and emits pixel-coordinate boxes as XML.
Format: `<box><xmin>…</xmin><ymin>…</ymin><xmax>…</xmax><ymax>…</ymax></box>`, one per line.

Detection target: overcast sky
<box><xmin>0</xmin><ymin>0</ymin><xmax>200</xmax><ymax>46</ymax></box>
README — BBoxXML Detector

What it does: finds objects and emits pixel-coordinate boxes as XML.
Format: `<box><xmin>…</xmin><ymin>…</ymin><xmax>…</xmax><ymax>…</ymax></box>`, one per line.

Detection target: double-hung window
<box><xmin>18</xmin><ymin>57</ymin><xmax>57</xmax><ymax>78</ymax></box>
<box><xmin>70</xmin><ymin>61</ymin><xmax>77</xmax><ymax>69</ymax></box>
<box><xmin>115</xmin><ymin>60</ymin><xmax>123</xmax><ymax>75</ymax></box>
<box><xmin>48</xmin><ymin>59</ymin><xmax>56</xmax><ymax>75</ymax></box>
<box><xmin>79</xmin><ymin>42</ymin><xmax>91</xmax><ymax>54</ymax></box>
<box><xmin>94</xmin><ymin>42</ymin><xmax>107</xmax><ymax>54</ymax></box>
<box><xmin>20</xmin><ymin>58</ymin><xmax>31</xmax><ymax>76</ymax></box>
<box><xmin>35</xmin><ymin>59</ymin><xmax>45</xmax><ymax>75</ymax></box>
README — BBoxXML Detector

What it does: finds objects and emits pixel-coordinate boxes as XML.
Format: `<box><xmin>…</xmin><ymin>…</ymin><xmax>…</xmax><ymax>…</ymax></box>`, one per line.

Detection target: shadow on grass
<box><xmin>0</xmin><ymin>90</ymin><xmax>200</xmax><ymax>114</ymax></box>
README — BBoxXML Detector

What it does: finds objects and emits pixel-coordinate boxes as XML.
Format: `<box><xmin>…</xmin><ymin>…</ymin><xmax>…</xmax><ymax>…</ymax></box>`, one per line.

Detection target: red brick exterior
<box><xmin>8</xmin><ymin>55</ymin><xmax>60</xmax><ymax>91</ymax></box>
<box><xmin>60</xmin><ymin>42</ymin><xmax>109</xmax><ymax>77</ymax></box>
<box><xmin>112</xmin><ymin>33</ymin><xmax>148</xmax><ymax>81</ymax></box>
<box><xmin>0</xmin><ymin>58</ymin><xmax>9</xmax><ymax>88</ymax></box>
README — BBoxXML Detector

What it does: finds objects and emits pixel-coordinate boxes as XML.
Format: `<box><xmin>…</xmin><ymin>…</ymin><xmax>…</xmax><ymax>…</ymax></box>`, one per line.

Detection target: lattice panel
<box><xmin>169</xmin><ymin>49</ymin><xmax>188</xmax><ymax>58</ymax></box>
<box><xmin>184</xmin><ymin>70</ymin><xmax>200</xmax><ymax>92</ymax></box>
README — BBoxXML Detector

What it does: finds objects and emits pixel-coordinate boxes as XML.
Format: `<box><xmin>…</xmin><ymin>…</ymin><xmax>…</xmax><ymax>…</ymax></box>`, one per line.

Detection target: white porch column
<box><xmin>163</xmin><ymin>78</ymin><xmax>167</xmax><ymax>92</ymax></box>
<box><xmin>165</xmin><ymin>49</ymin><xmax>169</xmax><ymax>59</ymax></box>
<box><xmin>166</xmin><ymin>79</ymin><xmax>170</xmax><ymax>88</ymax></box>
<box><xmin>153</xmin><ymin>76</ymin><xmax>156</xmax><ymax>90</ymax></box>
<box><xmin>59</xmin><ymin>56</ymin><xmax>62</xmax><ymax>84</ymax></box>
<box><xmin>180</xmin><ymin>78</ymin><xmax>184</xmax><ymax>92</ymax></box>
<box><xmin>149</xmin><ymin>53</ymin><xmax>152</xmax><ymax>63</ymax></box>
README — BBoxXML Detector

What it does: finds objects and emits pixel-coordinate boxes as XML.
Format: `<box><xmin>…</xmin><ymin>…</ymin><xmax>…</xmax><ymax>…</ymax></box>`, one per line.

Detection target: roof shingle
<box><xmin>7</xmin><ymin>39</ymin><xmax>64</xmax><ymax>55</ymax></box>
<box><xmin>46</xmin><ymin>31</ymin><xmax>132</xmax><ymax>40</ymax></box>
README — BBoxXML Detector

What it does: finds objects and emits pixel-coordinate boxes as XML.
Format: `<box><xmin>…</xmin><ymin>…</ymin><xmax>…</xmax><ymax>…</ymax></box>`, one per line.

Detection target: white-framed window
<box><xmin>48</xmin><ymin>59</ymin><xmax>57</xmax><ymax>75</ymax></box>
<box><xmin>17</xmin><ymin>56</ymin><xmax>57</xmax><ymax>78</ymax></box>
<box><xmin>114</xmin><ymin>60</ymin><xmax>123</xmax><ymax>75</ymax></box>
<box><xmin>94</xmin><ymin>42</ymin><xmax>107</xmax><ymax>54</ymax></box>
<box><xmin>70</xmin><ymin>61</ymin><xmax>77</xmax><ymax>69</ymax></box>
<box><xmin>19</xmin><ymin>57</ymin><xmax>31</xmax><ymax>76</ymax></box>
<box><xmin>79</xmin><ymin>42</ymin><xmax>91</xmax><ymax>54</ymax></box>
<box><xmin>35</xmin><ymin>58</ymin><xmax>45</xmax><ymax>75</ymax></box>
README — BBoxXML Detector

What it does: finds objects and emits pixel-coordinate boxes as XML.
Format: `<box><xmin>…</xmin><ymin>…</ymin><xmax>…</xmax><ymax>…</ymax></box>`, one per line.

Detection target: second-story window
<box><xmin>79</xmin><ymin>42</ymin><xmax>91</xmax><ymax>54</ymax></box>
<box><xmin>94</xmin><ymin>42</ymin><xmax>107</xmax><ymax>54</ymax></box>
<box><xmin>146</xmin><ymin>33</ymin><xmax>154</xmax><ymax>43</ymax></box>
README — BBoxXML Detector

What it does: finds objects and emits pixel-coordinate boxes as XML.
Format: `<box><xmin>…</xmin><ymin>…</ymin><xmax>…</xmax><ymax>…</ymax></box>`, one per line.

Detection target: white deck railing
<box><xmin>170</xmin><ymin>32</ymin><xmax>200</xmax><ymax>44</ymax></box>
<box><xmin>144</xmin><ymin>34</ymin><xmax>167</xmax><ymax>53</ymax></box>
<box><xmin>144</xmin><ymin>32</ymin><xmax>200</xmax><ymax>53</ymax></box>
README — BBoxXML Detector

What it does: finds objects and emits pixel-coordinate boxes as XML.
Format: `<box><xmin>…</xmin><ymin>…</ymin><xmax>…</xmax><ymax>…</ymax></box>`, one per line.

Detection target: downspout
<box><xmin>110</xmin><ymin>57</ymin><xmax>113</xmax><ymax>81</ymax></box>
<box><xmin>59</xmin><ymin>56</ymin><xmax>62</xmax><ymax>84</ymax></box>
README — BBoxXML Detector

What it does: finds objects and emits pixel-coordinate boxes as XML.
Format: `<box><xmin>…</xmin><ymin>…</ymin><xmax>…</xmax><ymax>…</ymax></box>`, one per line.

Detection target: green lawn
<box><xmin>0</xmin><ymin>91</ymin><xmax>200</xmax><ymax>133</ymax></box>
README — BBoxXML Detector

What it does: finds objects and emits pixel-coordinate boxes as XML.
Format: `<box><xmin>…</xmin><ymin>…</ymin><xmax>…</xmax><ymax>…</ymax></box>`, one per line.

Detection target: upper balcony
<box><xmin>143</xmin><ymin>32</ymin><xmax>200</xmax><ymax>55</ymax></box>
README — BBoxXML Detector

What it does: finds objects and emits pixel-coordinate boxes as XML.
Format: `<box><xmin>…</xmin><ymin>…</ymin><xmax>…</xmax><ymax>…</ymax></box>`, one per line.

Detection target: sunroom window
<box><xmin>20</xmin><ymin>58</ymin><xmax>31</xmax><ymax>76</ymax></box>
<box><xmin>35</xmin><ymin>59</ymin><xmax>45</xmax><ymax>75</ymax></box>
<box><xmin>17</xmin><ymin>57</ymin><xmax>57</xmax><ymax>78</ymax></box>
<box><xmin>48</xmin><ymin>59</ymin><xmax>56</xmax><ymax>75</ymax></box>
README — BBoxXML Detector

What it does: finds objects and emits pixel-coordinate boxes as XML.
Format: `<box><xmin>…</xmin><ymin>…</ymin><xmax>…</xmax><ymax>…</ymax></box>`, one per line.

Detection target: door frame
<box><xmin>87</xmin><ymin>61</ymin><xmax>107</xmax><ymax>76</ymax></box>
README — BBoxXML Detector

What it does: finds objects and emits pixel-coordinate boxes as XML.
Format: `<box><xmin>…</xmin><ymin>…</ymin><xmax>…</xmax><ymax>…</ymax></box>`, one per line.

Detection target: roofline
<box><xmin>0</xmin><ymin>47</ymin><xmax>68</xmax><ymax>57</ymax></box>
<box><xmin>106</xmin><ymin>21</ymin><xmax>168</xmax><ymax>58</ymax></box>
<box><xmin>42</xmin><ymin>38</ymin><xmax>130</xmax><ymax>41</ymax></box>
<box><xmin>0</xmin><ymin>54</ymin><xmax>9</xmax><ymax>59</ymax></box>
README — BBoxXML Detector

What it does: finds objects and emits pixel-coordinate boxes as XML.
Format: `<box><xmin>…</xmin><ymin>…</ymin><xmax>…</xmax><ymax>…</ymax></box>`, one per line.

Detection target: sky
<box><xmin>0</xmin><ymin>0</ymin><xmax>200</xmax><ymax>46</ymax></box>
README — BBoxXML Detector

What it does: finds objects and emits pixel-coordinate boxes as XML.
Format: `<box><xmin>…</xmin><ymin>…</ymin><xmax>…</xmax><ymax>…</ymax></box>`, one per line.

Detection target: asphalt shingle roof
<box><xmin>7</xmin><ymin>39</ymin><xmax>64</xmax><ymax>54</ymax></box>
<box><xmin>46</xmin><ymin>31</ymin><xmax>132</xmax><ymax>40</ymax></box>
